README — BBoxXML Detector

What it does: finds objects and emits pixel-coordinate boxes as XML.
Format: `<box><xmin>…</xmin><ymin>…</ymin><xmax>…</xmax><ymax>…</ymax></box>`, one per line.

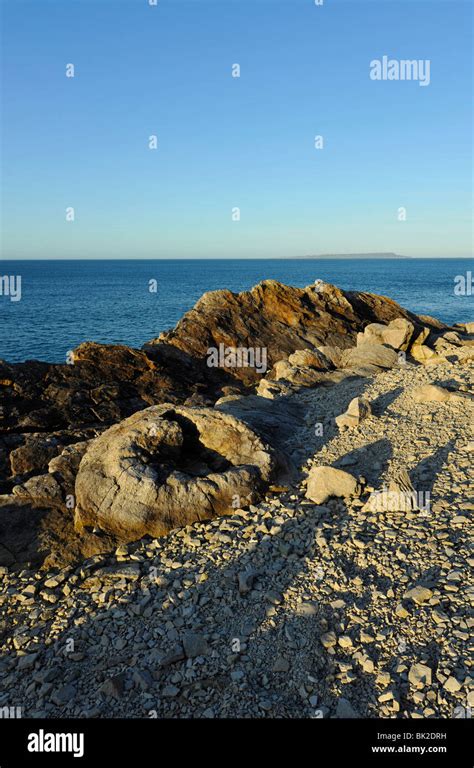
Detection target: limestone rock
<box><xmin>410</xmin><ymin>345</ymin><xmax>441</xmax><ymax>364</ymax></box>
<box><xmin>288</xmin><ymin>348</ymin><xmax>332</xmax><ymax>370</ymax></box>
<box><xmin>74</xmin><ymin>405</ymin><xmax>278</xmax><ymax>540</ymax></box>
<box><xmin>316</xmin><ymin>345</ymin><xmax>344</xmax><ymax>368</ymax></box>
<box><xmin>408</xmin><ymin>663</ymin><xmax>432</xmax><ymax>688</ymax></box>
<box><xmin>306</xmin><ymin>466</ymin><xmax>360</xmax><ymax>505</ymax></box>
<box><xmin>10</xmin><ymin>437</ymin><xmax>63</xmax><ymax>477</ymax></box>
<box><xmin>357</xmin><ymin>318</ymin><xmax>414</xmax><ymax>351</ymax></box>
<box><xmin>150</xmin><ymin>281</ymin><xmax>425</xmax><ymax>385</ymax></box>
<box><xmin>341</xmin><ymin>343</ymin><xmax>399</xmax><ymax>370</ymax></box>
<box><xmin>412</xmin><ymin>384</ymin><xmax>462</xmax><ymax>403</ymax></box>
<box><xmin>404</xmin><ymin>585</ymin><xmax>433</xmax><ymax>604</ymax></box>
<box><xmin>272</xmin><ymin>359</ymin><xmax>327</xmax><ymax>387</ymax></box>
<box><xmin>335</xmin><ymin>397</ymin><xmax>372</xmax><ymax>430</ymax></box>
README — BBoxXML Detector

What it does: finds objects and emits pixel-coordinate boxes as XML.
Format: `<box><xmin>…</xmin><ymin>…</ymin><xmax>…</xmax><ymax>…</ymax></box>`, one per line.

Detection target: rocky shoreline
<box><xmin>0</xmin><ymin>280</ymin><xmax>472</xmax><ymax>719</ymax></box>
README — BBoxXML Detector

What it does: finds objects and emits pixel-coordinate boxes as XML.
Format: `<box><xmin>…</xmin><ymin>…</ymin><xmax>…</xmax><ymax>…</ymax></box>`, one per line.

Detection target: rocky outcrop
<box><xmin>74</xmin><ymin>405</ymin><xmax>279</xmax><ymax>541</ymax></box>
<box><xmin>146</xmin><ymin>281</ymin><xmax>431</xmax><ymax>385</ymax></box>
<box><xmin>0</xmin><ymin>342</ymin><xmax>231</xmax><ymax>439</ymax></box>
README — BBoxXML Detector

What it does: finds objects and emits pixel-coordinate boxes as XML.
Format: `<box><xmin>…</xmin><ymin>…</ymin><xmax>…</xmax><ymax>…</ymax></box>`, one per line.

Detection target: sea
<box><xmin>0</xmin><ymin>258</ymin><xmax>472</xmax><ymax>364</ymax></box>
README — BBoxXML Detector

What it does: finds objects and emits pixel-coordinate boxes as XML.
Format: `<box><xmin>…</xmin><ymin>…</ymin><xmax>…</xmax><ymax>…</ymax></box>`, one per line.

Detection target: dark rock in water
<box><xmin>74</xmin><ymin>404</ymin><xmax>279</xmax><ymax>541</ymax></box>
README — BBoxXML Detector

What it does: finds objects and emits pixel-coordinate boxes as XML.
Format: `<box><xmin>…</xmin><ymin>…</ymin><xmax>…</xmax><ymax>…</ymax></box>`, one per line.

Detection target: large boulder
<box><xmin>74</xmin><ymin>405</ymin><xmax>278</xmax><ymax>541</ymax></box>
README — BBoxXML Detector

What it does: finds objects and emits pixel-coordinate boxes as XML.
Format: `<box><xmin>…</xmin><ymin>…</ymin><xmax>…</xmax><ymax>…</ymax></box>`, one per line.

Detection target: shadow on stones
<box><xmin>1</xmin><ymin>496</ymin><xmax>386</xmax><ymax>719</ymax></box>
<box><xmin>410</xmin><ymin>440</ymin><xmax>456</xmax><ymax>498</ymax></box>
<box><xmin>370</xmin><ymin>387</ymin><xmax>404</xmax><ymax>417</ymax></box>
<box><xmin>333</xmin><ymin>438</ymin><xmax>393</xmax><ymax>487</ymax></box>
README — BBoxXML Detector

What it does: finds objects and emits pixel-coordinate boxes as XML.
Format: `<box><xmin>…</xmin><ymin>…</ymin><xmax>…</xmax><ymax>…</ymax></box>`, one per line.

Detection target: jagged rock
<box><xmin>148</xmin><ymin>281</ymin><xmax>427</xmax><ymax>385</ymax></box>
<box><xmin>357</xmin><ymin>318</ymin><xmax>414</xmax><ymax>351</ymax></box>
<box><xmin>305</xmin><ymin>466</ymin><xmax>360</xmax><ymax>505</ymax></box>
<box><xmin>411</xmin><ymin>326</ymin><xmax>430</xmax><ymax>346</ymax></box>
<box><xmin>74</xmin><ymin>405</ymin><xmax>278</xmax><ymax>540</ymax></box>
<box><xmin>255</xmin><ymin>378</ymin><xmax>296</xmax><ymax>399</ymax></box>
<box><xmin>436</xmin><ymin>331</ymin><xmax>463</xmax><ymax>347</ymax></box>
<box><xmin>12</xmin><ymin>474</ymin><xmax>63</xmax><ymax>506</ymax></box>
<box><xmin>287</xmin><ymin>348</ymin><xmax>333</xmax><ymax>370</ymax></box>
<box><xmin>9</xmin><ymin>437</ymin><xmax>63</xmax><ymax>477</ymax></box>
<box><xmin>48</xmin><ymin>441</ymin><xmax>90</xmax><ymax>495</ymax></box>
<box><xmin>335</xmin><ymin>397</ymin><xmax>372</xmax><ymax>430</ymax></box>
<box><xmin>342</xmin><ymin>343</ymin><xmax>399</xmax><ymax>370</ymax></box>
<box><xmin>365</xmin><ymin>468</ymin><xmax>420</xmax><ymax>513</ymax></box>
<box><xmin>0</xmin><ymin>341</ymin><xmax>229</xmax><ymax>436</ymax></box>
<box><xmin>10</xmin><ymin>441</ymin><xmax>89</xmax><ymax>509</ymax></box>
<box><xmin>316</xmin><ymin>345</ymin><xmax>344</xmax><ymax>367</ymax></box>
<box><xmin>268</xmin><ymin>347</ymin><xmax>334</xmax><ymax>389</ymax></box>
<box><xmin>410</xmin><ymin>344</ymin><xmax>443</xmax><ymax>364</ymax></box>
<box><xmin>460</xmin><ymin>322</ymin><xmax>474</xmax><ymax>334</ymax></box>
<box><xmin>272</xmin><ymin>359</ymin><xmax>328</xmax><ymax>388</ymax></box>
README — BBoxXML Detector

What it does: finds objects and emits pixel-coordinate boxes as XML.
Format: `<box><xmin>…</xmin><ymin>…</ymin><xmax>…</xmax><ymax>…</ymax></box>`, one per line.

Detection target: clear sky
<box><xmin>1</xmin><ymin>0</ymin><xmax>472</xmax><ymax>259</ymax></box>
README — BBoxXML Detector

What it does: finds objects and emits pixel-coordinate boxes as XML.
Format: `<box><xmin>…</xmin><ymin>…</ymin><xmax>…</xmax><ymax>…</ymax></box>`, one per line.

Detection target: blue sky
<box><xmin>1</xmin><ymin>0</ymin><xmax>472</xmax><ymax>259</ymax></box>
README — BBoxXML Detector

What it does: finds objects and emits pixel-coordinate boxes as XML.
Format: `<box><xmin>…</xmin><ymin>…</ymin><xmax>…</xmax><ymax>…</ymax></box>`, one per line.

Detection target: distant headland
<box><xmin>299</xmin><ymin>252</ymin><xmax>410</xmax><ymax>259</ymax></box>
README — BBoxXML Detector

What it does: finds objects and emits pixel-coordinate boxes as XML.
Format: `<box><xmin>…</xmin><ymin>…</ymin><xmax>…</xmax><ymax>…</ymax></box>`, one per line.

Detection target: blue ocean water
<box><xmin>0</xmin><ymin>259</ymin><xmax>472</xmax><ymax>364</ymax></box>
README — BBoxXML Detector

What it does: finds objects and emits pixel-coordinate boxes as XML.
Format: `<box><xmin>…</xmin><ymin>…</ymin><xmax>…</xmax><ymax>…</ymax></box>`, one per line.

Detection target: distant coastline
<box><xmin>299</xmin><ymin>252</ymin><xmax>410</xmax><ymax>260</ymax></box>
